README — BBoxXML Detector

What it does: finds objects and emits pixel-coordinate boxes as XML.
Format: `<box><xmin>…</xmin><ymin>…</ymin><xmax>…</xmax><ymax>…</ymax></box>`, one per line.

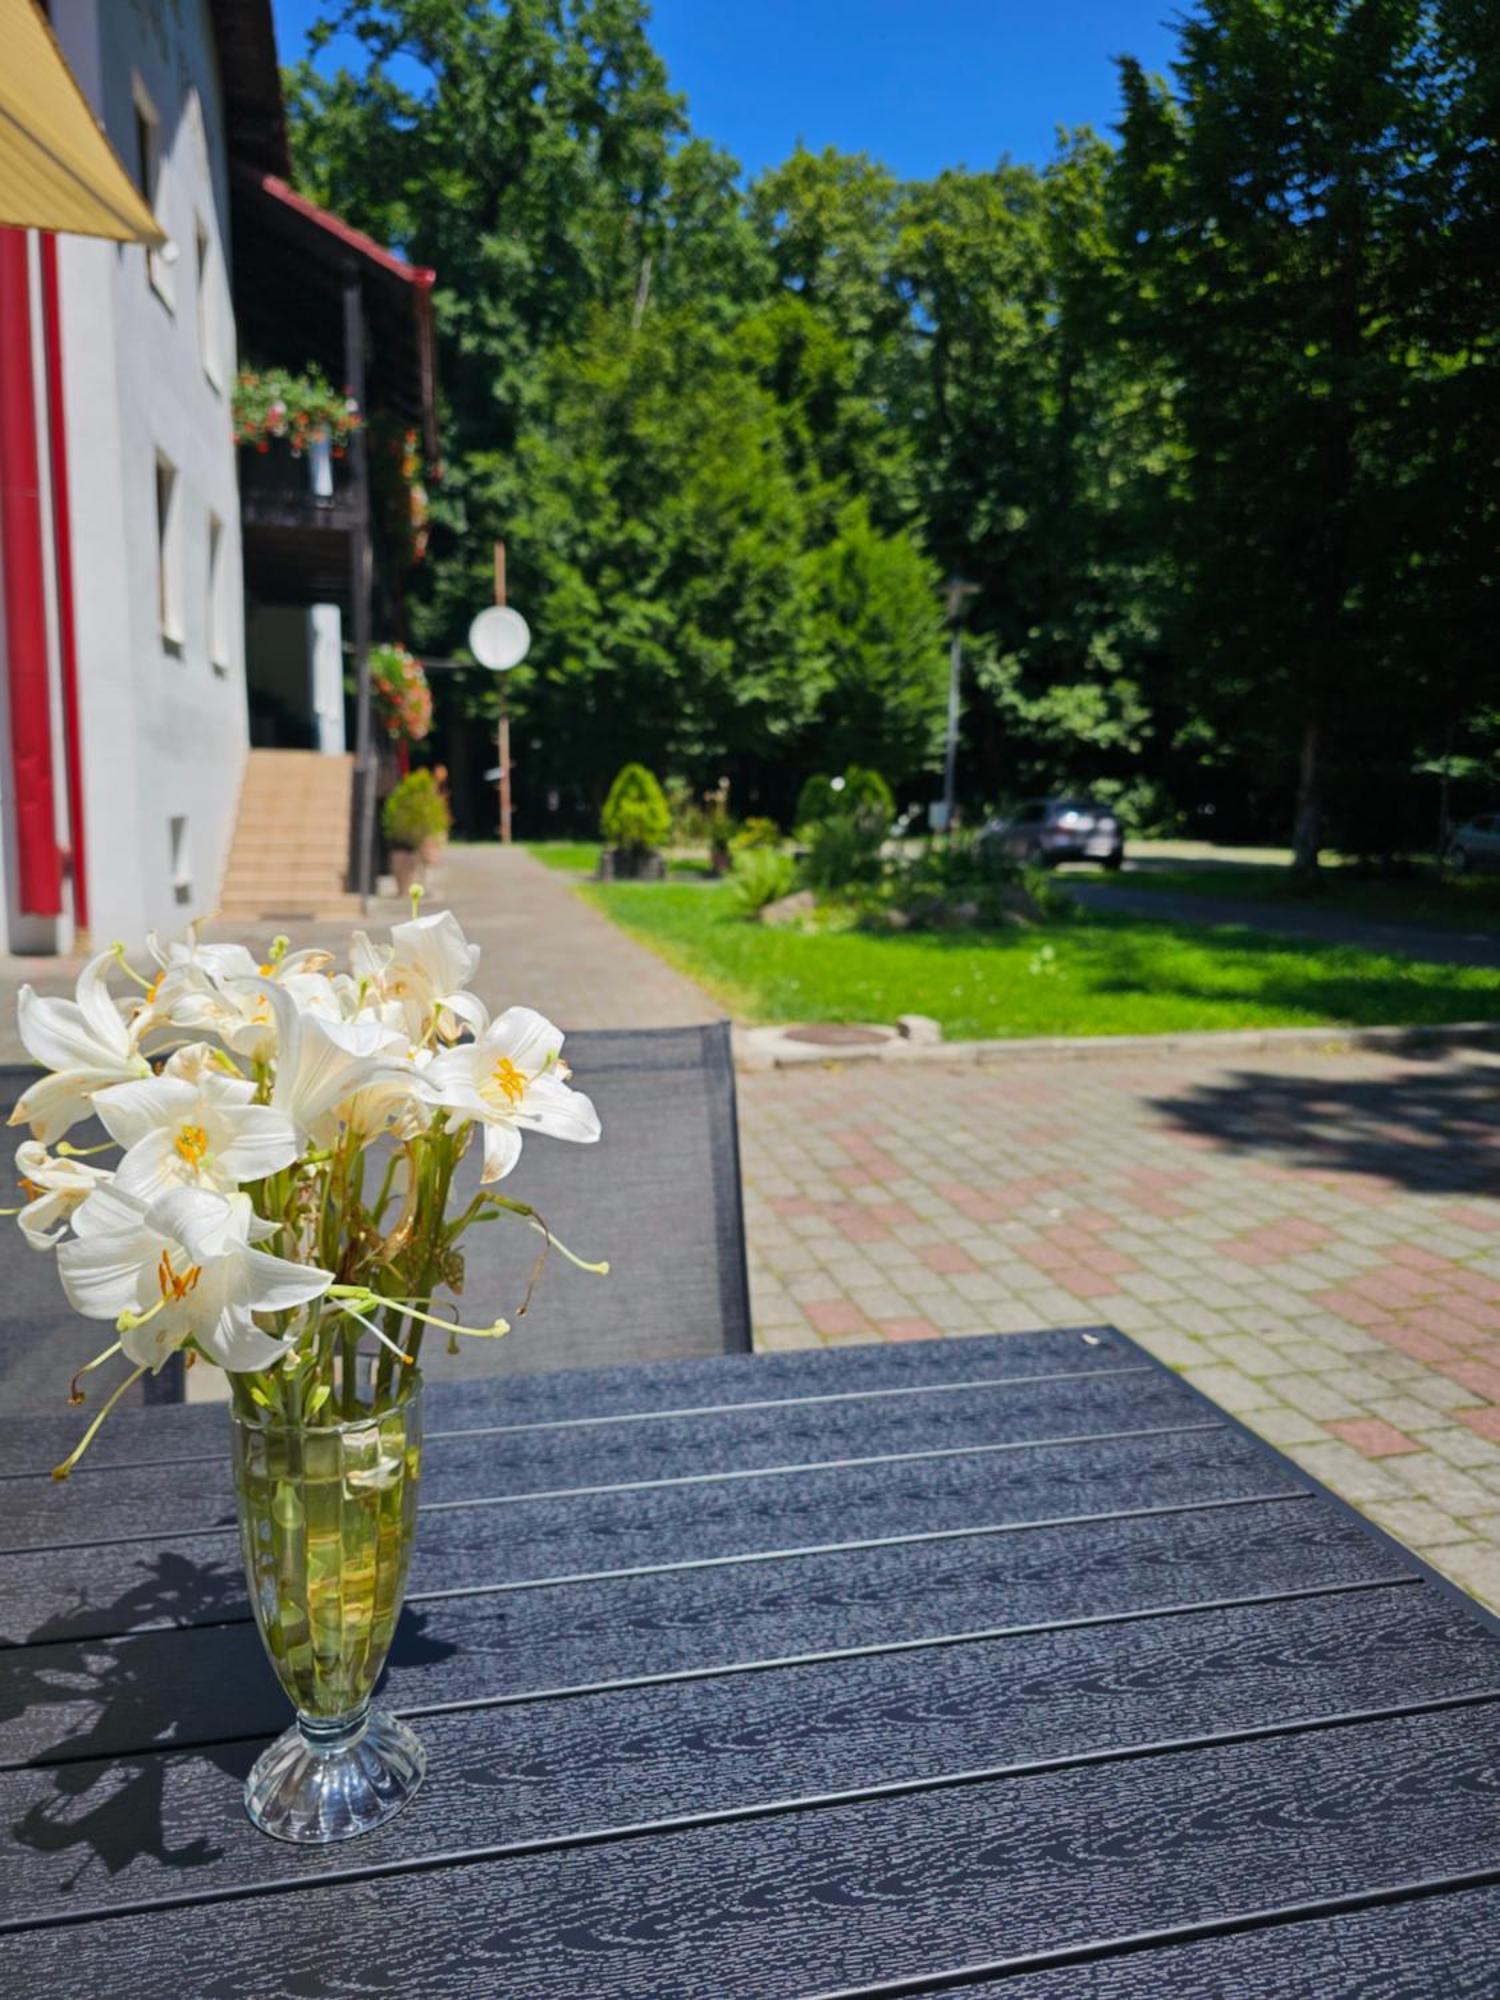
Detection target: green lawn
<box><xmin>580</xmin><ymin>880</ymin><xmax>1499</xmax><ymax>1039</ymax></box>
<box><xmin>525</xmin><ymin>840</ymin><xmax>604</xmax><ymax>872</ymax></box>
<box><xmin>1076</xmin><ymin>863</ymin><xmax>1500</xmax><ymax>935</ymax></box>
<box><xmin>525</xmin><ymin>841</ymin><xmax>715</xmax><ymax>879</ymax></box>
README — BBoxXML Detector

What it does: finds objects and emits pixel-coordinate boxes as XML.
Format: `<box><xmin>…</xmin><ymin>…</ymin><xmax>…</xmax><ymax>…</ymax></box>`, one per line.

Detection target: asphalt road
<box><xmin>1070</xmin><ymin>879</ymin><xmax>1500</xmax><ymax>971</ymax></box>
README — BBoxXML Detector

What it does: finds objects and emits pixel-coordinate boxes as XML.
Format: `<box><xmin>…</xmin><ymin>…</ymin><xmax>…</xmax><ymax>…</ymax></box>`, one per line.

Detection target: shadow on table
<box><xmin>1149</xmin><ymin>1052</ymin><xmax>1500</xmax><ymax>1199</ymax></box>
<box><xmin>4</xmin><ymin>1551</ymin><xmax>457</xmax><ymax>1890</ymax></box>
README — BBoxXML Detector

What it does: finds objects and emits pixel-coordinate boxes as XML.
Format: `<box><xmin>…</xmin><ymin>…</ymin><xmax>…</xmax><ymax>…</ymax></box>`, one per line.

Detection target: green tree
<box><xmin>1115</xmin><ymin>0</ymin><xmax>1499</xmax><ymax>870</ymax></box>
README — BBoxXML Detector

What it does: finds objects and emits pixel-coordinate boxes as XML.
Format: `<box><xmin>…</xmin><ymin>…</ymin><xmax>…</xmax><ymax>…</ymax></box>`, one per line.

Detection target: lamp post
<box><xmin>940</xmin><ymin>576</ymin><xmax>979</xmax><ymax>835</ymax></box>
<box><xmin>468</xmin><ymin>541</ymin><xmax>531</xmax><ymax>843</ymax></box>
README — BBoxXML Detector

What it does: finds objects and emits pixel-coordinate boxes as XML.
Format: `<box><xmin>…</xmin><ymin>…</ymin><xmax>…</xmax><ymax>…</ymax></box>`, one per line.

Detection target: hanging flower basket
<box><xmin>233</xmin><ymin>364</ymin><xmax>363</xmax><ymax>457</ymax></box>
<box><xmin>370</xmin><ymin>643</ymin><xmax>433</xmax><ymax>745</ymax></box>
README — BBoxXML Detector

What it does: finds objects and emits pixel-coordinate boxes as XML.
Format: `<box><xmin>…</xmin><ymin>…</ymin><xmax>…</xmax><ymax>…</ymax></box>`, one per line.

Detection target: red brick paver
<box><xmin>739</xmin><ymin>1041</ymin><xmax>1500</xmax><ymax>1614</ymax></box>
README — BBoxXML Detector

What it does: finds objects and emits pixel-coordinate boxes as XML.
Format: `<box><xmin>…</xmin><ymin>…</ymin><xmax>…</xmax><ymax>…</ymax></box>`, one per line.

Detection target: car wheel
<box><xmin>1102</xmin><ymin>848</ymin><xmax>1124</xmax><ymax>872</ymax></box>
<box><xmin>1449</xmin><ymin>845</ymin><xmax>1470</xmax><ymax>875</ymax></box>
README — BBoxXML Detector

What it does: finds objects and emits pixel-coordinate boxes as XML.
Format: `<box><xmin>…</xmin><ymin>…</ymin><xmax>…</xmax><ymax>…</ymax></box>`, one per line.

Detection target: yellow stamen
<box><xmin>157</xmin><ymin>1249</ymin><xmax>202</xmax><ymax>1302</ymax></box>
<box><xmin>145</xmin><ymin>970</ymin><xmax>165</xmax><ymax>1004</ymax></box>
<box><xmin>174</xmin><ymin>1124</ymin><xmax>209</xmax><ymax>1167</ymax></box>
<box><xmin>489</xmin><ymin>1057</ymin><xmax>526</xmax><ymax>1108</ymax></box>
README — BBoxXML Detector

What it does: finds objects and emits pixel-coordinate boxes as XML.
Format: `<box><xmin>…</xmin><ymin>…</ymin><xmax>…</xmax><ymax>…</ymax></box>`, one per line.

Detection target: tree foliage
<box><xmin>288</xmin><ymin>0</ymin><xmax>1500</xmax><ymax>857</ymax></box>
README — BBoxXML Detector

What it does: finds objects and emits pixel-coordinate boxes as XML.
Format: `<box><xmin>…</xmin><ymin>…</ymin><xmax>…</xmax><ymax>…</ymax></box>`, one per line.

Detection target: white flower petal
<box><xmin>212</xmin><ymin>1103</ymin><xmax>300</xmax><ymax>1182</ymax></box>
<box><xmin>74</xmin><ymin>951</ymin><xmax>133</xmax><ymax>1053</ymax></box>
<box><xmin>240</xmin><ymin>1246</ymin><xmax>334</xmax><ymax>1314</ymax></box>
<box><xmin>9</xmin><ymin>1069</ymin><xmax>98</xmax><ymax>1144</ymax></box>
<box><xmin>484</xmin><ymin>1006</ymin><xmax>566</xmax><ymax>1076</ymax></box>
<box><xmin>480</xmin><ymin>1120</ymin><xmax>524</xmax><ymax>1184</ymax></box>
<box><xmin>515</xmin><ymin>1071</ymin><xmax>602</xmax><ymax>1145</ymax></box>
<box><xmin>93</xmin><ymin>1076</ymin><xmax>197</xmax><ymax>1153</ymax></box>
<box><xmin>200</xmin><ymin>1300</ymin><xmax>293</xmax><ymax>1372</ymax></box>
<box><xmin>58</xmin><ymin>1221</ymin><xmax>159</xmax><ymax>1320</ymax></box>
<box><xmin>111</xmin><ymin>1128</ymin><xmax>184</xmax><ymax>1202</ymax></box>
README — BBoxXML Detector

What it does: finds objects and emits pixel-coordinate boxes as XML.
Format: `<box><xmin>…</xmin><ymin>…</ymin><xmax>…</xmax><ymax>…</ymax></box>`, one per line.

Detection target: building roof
<box><xmin>212</xmin><ymin>2</ymin><xmax>440</xmax><ymax>467</ymax></box>
<box><xmin>209</xmin><ymin>0</ymin><xmax>290</xmax><ymax>179</ymax></box>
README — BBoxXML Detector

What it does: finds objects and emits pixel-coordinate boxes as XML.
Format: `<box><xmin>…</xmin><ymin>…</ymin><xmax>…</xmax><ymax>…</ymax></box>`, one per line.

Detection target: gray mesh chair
<box><xmin>0</xmin><ymin>1069</ymin><xmax>160</xmax><ymax>1413</ymax></box>
<box><xmin>0</xmin><ymin>1023</ymin><xmax>751</xmax><ymax>1407</ymax></box>
<box><xmin>422</xmin><ymin>1021</ymin><xmax>753</xmax><ymax>1378</ymax></box>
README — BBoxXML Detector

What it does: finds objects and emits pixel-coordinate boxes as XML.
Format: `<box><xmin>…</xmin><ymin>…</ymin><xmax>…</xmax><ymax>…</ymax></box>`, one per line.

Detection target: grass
<box><xmin>1076</xmin><ymin>863</ymin><xmax>1500</xmax><ymax>935</ymax></box>
<box><xmin>524</xmin><ymin>840</ymin><xmax>715</xmax><ymax>880</ymax></box>
<box><xmin>525</xmin><ymin>840</ymin><xmax>604</xmax><ymax>872</ymax></box>
<box><xmin>580</xmin><ymin>880</ymin><xmax>1499</xmax><ymax>1039</ymax></box>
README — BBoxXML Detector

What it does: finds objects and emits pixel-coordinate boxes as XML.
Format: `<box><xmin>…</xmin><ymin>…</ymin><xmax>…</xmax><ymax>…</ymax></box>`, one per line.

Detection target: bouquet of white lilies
<box><xmin>9</xmin><ymin>904</ymin><xmax>602</xmax><ymax>1478</ymax></box>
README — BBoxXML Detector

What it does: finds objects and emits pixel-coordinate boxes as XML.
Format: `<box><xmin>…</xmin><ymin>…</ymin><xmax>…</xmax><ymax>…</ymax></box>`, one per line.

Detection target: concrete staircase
<box><xmin>217</xmin><ymin>750</ymin><xmax>362</xmax><ymax>919</ymax></box>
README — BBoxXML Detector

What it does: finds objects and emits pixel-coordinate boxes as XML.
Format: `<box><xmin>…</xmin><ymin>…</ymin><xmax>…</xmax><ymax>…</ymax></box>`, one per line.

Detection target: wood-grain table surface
<box><xmin>2</xmin><ymin>1327</ymin><xmax>1499</xmax><ymax>1996</ymax></box>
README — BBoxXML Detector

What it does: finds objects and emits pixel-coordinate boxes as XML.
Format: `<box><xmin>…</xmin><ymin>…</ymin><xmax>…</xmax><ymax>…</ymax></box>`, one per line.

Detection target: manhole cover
<box><xmin>784</xmin><ymin>1024</ymin><xmax>891</xmax><ymax>1048</ymax></box>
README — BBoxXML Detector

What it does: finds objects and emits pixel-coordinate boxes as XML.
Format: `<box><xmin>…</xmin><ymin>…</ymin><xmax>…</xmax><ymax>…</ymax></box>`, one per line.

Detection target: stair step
<box><xmin>218</xmin><ymin>750</ymin><xmax>356</xmax><ymax>915</ymax></box>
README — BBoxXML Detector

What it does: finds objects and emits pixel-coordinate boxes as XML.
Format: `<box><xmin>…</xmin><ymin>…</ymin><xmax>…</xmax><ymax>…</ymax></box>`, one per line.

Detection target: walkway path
<box><xmin>1073</xmin><ymin>878</ymin><xmax>1500</xmax><ymax>968</ymax></box>
<box><xmin>0</xmin><ymin>845</ymin><xmax>716</xmax><ymax>1058</ymax></box>
<box><xmin>741</xmin><ymin>1039</ymin><xmax>1500</xmax><ymax>1614</ymax></box>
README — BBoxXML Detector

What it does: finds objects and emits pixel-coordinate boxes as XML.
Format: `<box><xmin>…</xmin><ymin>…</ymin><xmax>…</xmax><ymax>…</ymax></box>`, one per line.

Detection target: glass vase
<box><xmin>230</xmin><ymin>1382</ymin><xmax>426</xmax><ymax>1843</ymax></box>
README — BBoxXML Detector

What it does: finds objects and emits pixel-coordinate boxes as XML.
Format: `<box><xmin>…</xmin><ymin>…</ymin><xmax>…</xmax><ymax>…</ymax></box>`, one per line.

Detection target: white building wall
<box><xmin>51</xmin><ymin>0</ymin><xmax>247</xmax><ymax>945</ymax></box>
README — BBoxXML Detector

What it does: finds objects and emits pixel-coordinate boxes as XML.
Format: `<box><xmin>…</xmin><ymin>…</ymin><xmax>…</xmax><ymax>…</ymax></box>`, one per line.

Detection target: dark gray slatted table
<box><xmin>2</xmin><ymin>1327</ymin><xmax>1499</xmax><ymax>1996</ymax></box>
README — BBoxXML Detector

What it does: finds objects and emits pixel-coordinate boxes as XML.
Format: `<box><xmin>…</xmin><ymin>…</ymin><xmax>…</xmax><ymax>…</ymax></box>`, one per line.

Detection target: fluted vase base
<box><xmin>244</xmin><ymin>1703</ymin><xmax>426</xmax><ymax>1844</ymax></box>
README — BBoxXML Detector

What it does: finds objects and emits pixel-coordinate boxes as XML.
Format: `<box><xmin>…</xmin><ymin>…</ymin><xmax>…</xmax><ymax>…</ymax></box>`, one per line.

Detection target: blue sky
<box><xmin>269</xmin><ymin>1</ymin><xmax>1186</xmax><ymax>180</ymax></box>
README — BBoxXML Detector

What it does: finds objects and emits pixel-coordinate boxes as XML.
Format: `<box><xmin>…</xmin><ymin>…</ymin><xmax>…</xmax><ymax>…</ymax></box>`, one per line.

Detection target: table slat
<box><xmin>6</xmin><ymin>1708</ymin><xmax>1498</xmax><ymax>1998</ymax></box>
<box><xmin>955</xmin><ymin>1879</ymin><xmax>1500</xmax><ymax>1999</ymax></box>
<box><xmin>0</xmin><ymin>1367</ymin><xmax>1198</xmax><ymax>1552</ymax></box>
<box><xmin>0</xmin><ymin>1427</ymin><xmax>1300</xmax><ymax>1644</ymax></box>
<box><xmin>0</xmin><ymin>1501</ymin><xmax>1403</xmax><ymax>1767</ymax></box>
<box><xmin>0</xmin><ymin>1328</ymin><xmax>1123</xmax><ymax>1477</ymax></box>
<box><xmin>3</xmin><ymin>1587</ymin><xmax>1494</xmax><ymax>1931</ymax></box>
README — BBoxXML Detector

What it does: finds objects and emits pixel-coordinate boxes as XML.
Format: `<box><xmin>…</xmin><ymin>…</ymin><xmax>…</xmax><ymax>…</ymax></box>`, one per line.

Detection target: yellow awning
<box><xmin>0</xmin><ymin>0</ymin><xmax>166</xmax><ymax>244</ymax></box>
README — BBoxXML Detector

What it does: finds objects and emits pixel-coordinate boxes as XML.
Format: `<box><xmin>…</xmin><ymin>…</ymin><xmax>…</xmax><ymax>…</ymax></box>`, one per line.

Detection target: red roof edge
<box><xmin>254</xmin><ymin>172</ymin><xmax>437</xmax><ymax>290</ymax></box>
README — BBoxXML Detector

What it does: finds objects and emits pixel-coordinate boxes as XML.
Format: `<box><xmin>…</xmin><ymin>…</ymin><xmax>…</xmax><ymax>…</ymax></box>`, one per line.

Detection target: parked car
<box><xmin>1445</xmin><ymin>815</ymin><xmax>1500</xmax><ymax>873</ymax></box>
<box><xmin>979</xmin><ymin>798</ymin><xmax>1125</xmax><ymax>870</ymax></box>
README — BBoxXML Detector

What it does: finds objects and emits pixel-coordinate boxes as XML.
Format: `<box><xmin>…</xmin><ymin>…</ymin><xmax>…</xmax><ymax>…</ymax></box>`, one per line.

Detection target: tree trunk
<box><xmin>1291</xmin><ymin>716</ymin><xmax>1321</xmax><ymax>877</ymax></box>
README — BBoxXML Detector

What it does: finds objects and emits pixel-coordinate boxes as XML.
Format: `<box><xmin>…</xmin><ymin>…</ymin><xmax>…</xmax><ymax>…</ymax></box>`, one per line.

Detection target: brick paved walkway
<box><xmin>738</xmin><ymin>1041</ymin><xmax>1500</xmax><ymax>1614</ymax></box>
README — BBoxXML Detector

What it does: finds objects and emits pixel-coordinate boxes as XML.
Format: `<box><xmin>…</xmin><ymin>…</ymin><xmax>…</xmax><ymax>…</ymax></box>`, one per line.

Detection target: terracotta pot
<box><xmin>419</xmin><ymin>835</ymin><xmax>446</xmax><ymax>869</ymax></box>
<box><xmin>390</xmin><ymin>847</ymin><xmax>424</xmax><ymax>895</ymax></box>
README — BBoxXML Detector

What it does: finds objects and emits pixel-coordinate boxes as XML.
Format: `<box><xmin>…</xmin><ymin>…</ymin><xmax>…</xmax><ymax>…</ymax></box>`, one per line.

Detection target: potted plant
<box><xmin>598</xmin><ymin>763</ymin><xmax>671</xmax><ymax>880</ymax></box>
<box><xmin>233</xmin><ymin>364</ymin><xmax>362</xmax><ymax>503</ymax></box>
<box><xmin>381</xmin><ymin>769</ymin><xmax>450</xmax><ymax>894</ymax></box>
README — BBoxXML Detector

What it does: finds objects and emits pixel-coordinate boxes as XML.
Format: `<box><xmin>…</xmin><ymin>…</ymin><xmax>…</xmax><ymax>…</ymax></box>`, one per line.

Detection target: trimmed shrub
<box><xmin>601</xmin><ymin>763</ymin><xmax>671</xmax><ymax>853</ymax></box>
<box><xmin>381</xmin><ymin>769</ymin><xmax>450</xmax><ymax>850</ymax></box>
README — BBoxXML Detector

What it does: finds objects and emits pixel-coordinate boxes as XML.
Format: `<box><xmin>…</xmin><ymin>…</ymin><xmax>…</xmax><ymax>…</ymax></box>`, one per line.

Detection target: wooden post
<box><xmin>494</xmin><ymin>539</ymin><xmax>512</xmax><ymax>844</ymax></box>
<box><xmin>345</xmin><ymin>270</ymin><xmax>377</xmax><ymax>905</ymax></box>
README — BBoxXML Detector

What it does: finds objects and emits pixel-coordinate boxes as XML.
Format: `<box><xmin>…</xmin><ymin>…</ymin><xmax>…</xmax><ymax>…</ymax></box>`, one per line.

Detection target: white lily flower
<box><xmin>266</xmin><ymin>983</ymin><xmax>409</xmax><ymax>1147</ymax></box>
<box><xmin>12</xmin><ymin>1141</ymin><xmax>113</xmax><ymax>1249</ymax></box>
<box><xmin>350</xmin><ymin>910</ymin><xmax>486</xmax><ymax>1043</ymax></box>
<box><xmin>424</xmin><ymin>1006</ymin><xmax>600</xmax><ymax>1183</ymax></box>
<box><xmin>9</xmin><ymin>952</ymin><xmax>151</xmax><ymax>1142</ymax></box>
<box><xmin>59</xmin><ymin>1184</ymin><xmax>332</xmax><ymax>1372</ymax></box>
<box><xmin>92</xmin><ymin>1069</ymin><xmax>299</xmax><ymax>1200</ymax></box>
<box><xmin>156</xmin><ymin>956</ymin><xmax>341</xmax><ymax>1062</ymax></box>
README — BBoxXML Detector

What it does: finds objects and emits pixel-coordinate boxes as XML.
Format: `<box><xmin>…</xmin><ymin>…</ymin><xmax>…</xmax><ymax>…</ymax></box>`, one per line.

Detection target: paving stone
<box><xmin>1429</xmin><ymin>1541</ymin><xmax>1500</xmax><ymax>1615</ymax></box>
<box><xmin>1361</xmin><ymin>1500</ymin><xmax>1478</xmax><ymax>1549</ymax></box>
